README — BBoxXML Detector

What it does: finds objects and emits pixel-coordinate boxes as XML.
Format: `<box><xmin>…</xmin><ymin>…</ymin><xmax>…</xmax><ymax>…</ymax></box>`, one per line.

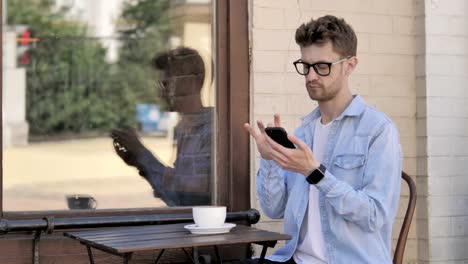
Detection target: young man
<box><xmin>244</xmin><ymin>15</ymin><xmax>402</xmax><ymax>264</ymax></box>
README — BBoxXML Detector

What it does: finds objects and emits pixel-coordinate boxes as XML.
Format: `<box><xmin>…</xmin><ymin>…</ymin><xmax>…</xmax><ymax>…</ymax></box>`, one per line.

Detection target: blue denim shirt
<box><xmin>257</xmin><ymin>96</ymin><xmax>402</xmax><ymax>264</ymax></box>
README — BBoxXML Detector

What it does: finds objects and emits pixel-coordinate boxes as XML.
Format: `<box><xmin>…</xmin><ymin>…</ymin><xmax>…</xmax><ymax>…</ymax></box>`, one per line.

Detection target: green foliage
<box><xmin>7</xmin><ymin>0</ymin><xmax>170</xmax><ymax>136</ymax></box>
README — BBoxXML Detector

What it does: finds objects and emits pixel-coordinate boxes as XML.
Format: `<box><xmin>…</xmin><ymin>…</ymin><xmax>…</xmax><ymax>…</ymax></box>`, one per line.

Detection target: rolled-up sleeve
<box><xmin>256</xmin><ymin>158</ymin><xmax>289</xmax><ymax>219</ymax></box>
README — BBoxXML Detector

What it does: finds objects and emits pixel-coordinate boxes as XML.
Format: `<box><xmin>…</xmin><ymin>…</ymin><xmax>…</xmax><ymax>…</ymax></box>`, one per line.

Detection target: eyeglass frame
<box><xmin>293</xmin><ymin>56</ymin><xmax>352</xmax><ymax>77</ymax></box>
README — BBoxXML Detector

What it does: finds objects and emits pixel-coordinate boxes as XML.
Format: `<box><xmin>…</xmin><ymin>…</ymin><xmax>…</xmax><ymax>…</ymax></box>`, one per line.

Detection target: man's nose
<box><xmin>305</xmin><ymin>68</ymin><xmax>319</xmax><ymax>81</ymax></box>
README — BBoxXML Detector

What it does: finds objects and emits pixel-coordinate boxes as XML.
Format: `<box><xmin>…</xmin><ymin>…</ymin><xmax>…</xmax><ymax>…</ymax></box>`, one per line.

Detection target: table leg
<box><xmin>182</xmin><ymin>248</ymin><xmax>199</xmax><ymax>264</ymax></box>
<box><xmin>86</xmin><ymin>245</ymin><xmax>95</xmax><ymax>264</ymax></box>
<box><xmin>123</xmin><ymin>253</ymin><xmax>133</xmax><ymax>264</ymax></box>
<box><xmin>214</xmin><ymin>245</ymin><xmax>223</xmax><ymax>264</ymax></box>
<box><xmin>154</xmin><ymin>249</ymin><xmax>165</xmax><ymax>264</ymax></box>
<box><xmin>258</xmin><ymin>245</ymin><xmax>268</xmax><ymax>264</ymax></box>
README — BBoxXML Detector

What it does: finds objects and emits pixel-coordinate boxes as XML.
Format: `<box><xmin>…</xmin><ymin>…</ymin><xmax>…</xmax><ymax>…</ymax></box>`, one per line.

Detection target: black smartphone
<box><xmin>265</xmin><ymin>127</ymin><xmax>296</xmax><ymax>149</ymax></box>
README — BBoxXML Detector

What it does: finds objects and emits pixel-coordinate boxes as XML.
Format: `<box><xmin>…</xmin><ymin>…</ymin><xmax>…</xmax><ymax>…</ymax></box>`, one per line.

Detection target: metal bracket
<box><xmin>33</xmin><ymin>230</ymin><xmax>42</xmax><ymax>264</ymax></box>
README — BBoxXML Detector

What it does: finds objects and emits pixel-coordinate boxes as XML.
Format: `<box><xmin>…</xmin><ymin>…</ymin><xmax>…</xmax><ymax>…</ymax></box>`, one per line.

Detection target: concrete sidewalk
<box><xmin>3</xmin><ymin>136</ymin><xmax>175</xmax><ymax>211</ymax></box>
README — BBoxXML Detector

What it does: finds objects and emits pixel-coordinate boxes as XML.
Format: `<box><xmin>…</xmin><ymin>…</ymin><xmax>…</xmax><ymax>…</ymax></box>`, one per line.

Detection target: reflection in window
<box><xmin>2</xmin><ymin>0</ymin><xmax>214</xmax><ymax>211</ymax></box>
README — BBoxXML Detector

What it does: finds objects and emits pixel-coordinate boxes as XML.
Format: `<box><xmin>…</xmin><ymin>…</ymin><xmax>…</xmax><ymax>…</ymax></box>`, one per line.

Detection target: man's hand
<box><xmin>244</xmin><ymin>114</ymin><xmax>282</xmax><ymax>160</ymax></box>
<box><xmin>110</xmin><ymin>127</ymin><xmax>150</xmax><ymax>168</ymax></box>
<box><xmin>266</xmin><ymin>133</ymin><xmax>320</xmax><ymax>176</ymax></box>
<box><xmin>245</xmin><ymin>114</ymin><xmax>320</xmax><ymax>176</ymax></box>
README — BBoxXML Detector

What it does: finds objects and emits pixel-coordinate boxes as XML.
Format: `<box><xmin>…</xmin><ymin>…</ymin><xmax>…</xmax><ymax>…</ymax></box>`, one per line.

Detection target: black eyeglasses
<box><xmin>293</xmin><ymin>56</ymin><xmax>351</xmax><ymax>76</ymax></box>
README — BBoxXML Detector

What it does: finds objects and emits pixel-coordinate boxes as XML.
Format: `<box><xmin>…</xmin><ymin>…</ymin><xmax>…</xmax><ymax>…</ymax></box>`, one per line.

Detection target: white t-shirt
<box><xmin>293</xmin><ymin>117</ymin><xmax>331</xmax><ymax>264</ymax></box>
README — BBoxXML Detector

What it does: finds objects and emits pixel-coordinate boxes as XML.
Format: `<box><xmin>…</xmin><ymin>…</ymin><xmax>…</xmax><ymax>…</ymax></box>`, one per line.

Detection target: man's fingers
<box><xmin>288</xmin><ymin>134</ymin><xmax>308</xmax><ymax>150</ymax></box>
<box><xmin>274</xmin><ymin>114</ymin><xmax>281</xmax><ymax>127</ymax></box>
<box><xmin>244</xmin><ymin>123</ymin><xmax>258</xmax><ymax>139</ymax></box>
<box><xmin>257</xmin><ymin>120</ymin><xmax>267</xmax><ymax>134</ymax></box>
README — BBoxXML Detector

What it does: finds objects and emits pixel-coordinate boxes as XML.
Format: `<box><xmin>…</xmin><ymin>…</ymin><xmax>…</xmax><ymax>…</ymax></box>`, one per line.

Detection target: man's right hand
<box><xmin>244</xmin><ymin>114</ymin><xmax>282</xmax><ymax>160</ymax></box>
<box><xmin>110</xmin><ymin>127</ymin><xmax>150</xmax><ymax>168</ymax></box>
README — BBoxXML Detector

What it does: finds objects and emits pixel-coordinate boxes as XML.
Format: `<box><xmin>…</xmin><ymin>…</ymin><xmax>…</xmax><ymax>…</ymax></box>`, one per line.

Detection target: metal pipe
<box><xmin>0</xmin><ymin>208</ymin><xmax>260</xmax><ymax>234</ymax></box>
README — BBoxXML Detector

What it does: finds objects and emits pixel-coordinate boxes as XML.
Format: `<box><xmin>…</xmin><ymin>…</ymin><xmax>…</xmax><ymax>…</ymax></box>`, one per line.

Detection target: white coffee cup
<box><xmin>192</xmin><ymin>206</ymin><xmax>226</xmax><ymax>228</ymax></box>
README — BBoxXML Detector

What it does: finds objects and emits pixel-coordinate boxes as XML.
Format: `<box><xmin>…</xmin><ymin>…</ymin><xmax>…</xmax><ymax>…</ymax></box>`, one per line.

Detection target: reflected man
<box><xmin>111</xmin><ymin>47</ymin><xmax>213</xmax><ymax>206</ymax></box>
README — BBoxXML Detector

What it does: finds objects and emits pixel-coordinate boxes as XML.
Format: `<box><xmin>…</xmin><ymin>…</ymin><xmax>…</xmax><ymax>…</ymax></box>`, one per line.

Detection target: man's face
<box><xmin>159</xmin><ymin>73</ymin><xmax>204</xmax><ymax>112</ymax></box>
<box><xmin>299</xmin><ymin>42</ymin><xmax>350</xmax><ymax>102</ymax></box>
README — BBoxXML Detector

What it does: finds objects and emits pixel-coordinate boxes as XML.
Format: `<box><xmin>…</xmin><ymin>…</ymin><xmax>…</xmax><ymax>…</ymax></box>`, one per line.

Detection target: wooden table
<box><xmin>63</xmin><ymin>223</ymin><xmax>291</xmax><ymax>264</ymax></box>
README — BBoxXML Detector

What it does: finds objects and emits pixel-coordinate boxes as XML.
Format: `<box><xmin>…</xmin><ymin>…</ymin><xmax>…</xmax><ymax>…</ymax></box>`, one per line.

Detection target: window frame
<box><xmin>0</xmin><ymin>0</ymin><xmax>250</xmax><ymax>219</ymax></box>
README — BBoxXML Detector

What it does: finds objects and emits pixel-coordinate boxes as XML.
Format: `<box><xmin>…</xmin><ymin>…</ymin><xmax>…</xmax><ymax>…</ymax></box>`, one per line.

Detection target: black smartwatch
<box><xmin>306</xmin><ymin>164</ymin><xmax>326</xmax><ymax>184</ymax></box>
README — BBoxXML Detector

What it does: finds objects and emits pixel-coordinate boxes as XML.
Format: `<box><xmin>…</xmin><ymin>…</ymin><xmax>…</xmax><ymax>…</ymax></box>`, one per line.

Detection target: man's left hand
<box><xmin>266</xmin><ymin>133</ymin><xmax>320</xmax><ymax>176</ymax></box>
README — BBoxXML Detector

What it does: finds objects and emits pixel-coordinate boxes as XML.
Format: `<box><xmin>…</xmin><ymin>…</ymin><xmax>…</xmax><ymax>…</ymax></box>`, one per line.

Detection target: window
<box><xmin>1</xmin><ymin>0</ymin><xmax>249</xmax><ymax>217</ymax></box>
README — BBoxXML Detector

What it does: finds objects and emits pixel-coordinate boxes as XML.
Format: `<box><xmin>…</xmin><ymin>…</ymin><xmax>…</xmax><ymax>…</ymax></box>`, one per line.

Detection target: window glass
<box><xmin>2</xmin><ymin>0</ymin><xmax>215</xmax><ymax>211</ymax></box>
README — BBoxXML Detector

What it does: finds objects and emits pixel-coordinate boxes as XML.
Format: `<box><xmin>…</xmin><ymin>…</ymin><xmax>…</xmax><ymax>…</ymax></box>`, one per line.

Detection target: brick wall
<box><xmin>417</xmin><ymin>0</ymin><xmax>468</xmax><ymax>263</ymax></box>
<box><xmin>249</xmin><ymin>0</ymin><xmax>420</xmax><ymax>262</ymax></box>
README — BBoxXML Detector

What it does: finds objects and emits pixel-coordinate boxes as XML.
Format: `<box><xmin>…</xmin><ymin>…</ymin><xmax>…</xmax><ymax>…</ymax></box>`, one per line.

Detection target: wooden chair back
<box><xmin>393</xmin><ymin>171</ymin><xmax>417</xmax><ymax>264</ymax></box>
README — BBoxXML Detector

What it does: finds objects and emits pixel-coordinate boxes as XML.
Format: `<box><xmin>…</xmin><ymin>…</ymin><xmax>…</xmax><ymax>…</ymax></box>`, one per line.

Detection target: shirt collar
<box><xmin>301</xmin><ymin>95</ymin><xmax>366</xmax><ymax>124</ymax></box>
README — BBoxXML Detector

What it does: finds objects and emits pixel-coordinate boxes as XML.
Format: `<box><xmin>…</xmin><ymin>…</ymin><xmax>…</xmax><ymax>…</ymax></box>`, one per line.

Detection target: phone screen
<box><xmin>265</xmin><ymin>127</ymin><xmax>296</xmax><ymax>149</ymax></box>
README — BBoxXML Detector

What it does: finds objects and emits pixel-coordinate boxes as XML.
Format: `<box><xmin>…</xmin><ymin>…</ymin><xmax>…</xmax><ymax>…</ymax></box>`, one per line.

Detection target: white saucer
<box><xmin>184</xmin><ymin>223</ymin><xmax>236</xmax><ymax>235</ymax></box>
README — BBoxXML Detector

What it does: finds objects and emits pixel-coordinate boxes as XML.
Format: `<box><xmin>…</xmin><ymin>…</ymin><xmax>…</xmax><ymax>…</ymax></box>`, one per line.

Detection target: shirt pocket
<box><xmin>333</xmin><ymin>153</ymin><xmax>366</xmax><ymax>188</ymax></box>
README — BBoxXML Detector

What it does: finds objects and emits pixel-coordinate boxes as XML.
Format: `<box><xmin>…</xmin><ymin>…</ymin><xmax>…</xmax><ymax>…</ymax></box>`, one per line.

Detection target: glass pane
<box><xmin>2</xmin><ymin>0</ymin><xmax>215</xmax><ymax>211</ymax></box>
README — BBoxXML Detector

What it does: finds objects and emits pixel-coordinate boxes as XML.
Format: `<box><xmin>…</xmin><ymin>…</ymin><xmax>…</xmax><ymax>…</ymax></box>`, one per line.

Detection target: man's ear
<box><xmin>345</xmin><ymin>56</ymin><xmax>358</xmax><ymax>76</ymax></box>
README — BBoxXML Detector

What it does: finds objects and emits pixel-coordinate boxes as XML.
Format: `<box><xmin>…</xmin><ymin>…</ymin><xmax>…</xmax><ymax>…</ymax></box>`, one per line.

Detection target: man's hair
<box><xmin>151</xmin><ymin>47</ymin><xmax>205</xmax><ymax>77</ymax></box>
<box><xmin>295</xmin><ymin>15</ymin><xmax>357</xmax><ymax>57</ymax></box>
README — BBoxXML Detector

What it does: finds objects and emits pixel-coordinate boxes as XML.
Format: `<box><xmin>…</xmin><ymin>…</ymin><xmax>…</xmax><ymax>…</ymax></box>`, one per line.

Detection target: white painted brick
<box><xmin>252</xmin><ymin>29</ymin><xmax>294</xmax><ymax>51</ymax></box>
<box><xmin>253</xmin><ymin>51</ymin><xmax>288</xmax><ymax>73</ymax></box>
<box><xmin>370</xmin><ymin>0</ymin><xmax>416</xmax><ymax>16</ymax></box>
<box><xmin>416</xmin><ymin>119</ymin><xmax>427</xmax><ymax>137</ymax></box>
<box><xmin>416</xmin><ymin>98</ymin><xmax>427</xmax><ymax>118</ymax></box>
<box><xmin>451</xmin><ymin>175</ymin><xmax>468</xmax><ymax>197</ymax></box>
<box><xmin>298</xmin><ymin>0</ymin><xmax>372</xmax><ymax>13</ymax></box>
<box><xmin>401</xmin><ymin>136</ymin><xmax>417</xmax><ymax>158</ymax></box>
<box><xmin>253</xmin><ymin>73</ymin><xmax>285</xmax><ymax>94</ymax></box>
<box><xmin>366</xmin><ymin>97</ymin><xmax>415</xmax><ymax>117</ymax></box>
<box><xmin>426</xmin><ymin>117</ymin><xmax>468</xmax><ymax>136</ymax></box>
<box><xmin>415</xmin><ymin>35</ymin><xmax>426</xmax><ymax>56</ymax></box>
<box><xmin>416</xmin><ymin>175</ymin><xmax>428</xmax><ymax>196</ymax></box>
<box><xmin>284</xmin><ymin>73</ymin><xmax>306</xmax><ymax>94</ymax></box>
<box><xmin>426</xmin><ymin>76</ymin><xmax>468</xmax><ymax>98</ymax></box>
<box><xmin>356</xmin><ymin>54</ymin><xmax>415</xmax><ymax>76</ymax></box>
<box><xmin>418</xmin><ymin>238</ymin><xmax>430</xmax><ymax>261</ymax></box>
<box><xmin>428</xmin><ymin>156</ymin><xmax>468</xmax><ymax>178</ymax></box>
<box><xmin>427</xmin><ymin>97</ymin><xmax>468</xmax><ymax>118</ymax></box>
<box><xmin>403</xmin><ymin>157</ymin><xmax>418</xmax><ymax>175</ymax></box>
<box><xmin>345</xmin><ymin>14</ymin><xmax>393</xmax><ymax>34</ymax></box>
<box><xmin>428</xmin><ymin>195</ymin><xmax>468</xmax><ymax>217</ymax></box>
<box><xmin>253</xmin><ymin>94</ymin><xmax>289</xmax><ymax>115</ymax></box>
<box><xmin>286</xmin><ymin>50</ymin><xmax>302</xmax><ymax>73</ymax></box>
<box><xmin>349</xmin><ymin>74</ymin><xmax>371</xmax><ymax>96</ymax></box>
<box><xmin>287</xmin><ymin>94</ymin><xmax>317</xmax><ymax>115</ymax></box>
<box><xmin>416</xmin><ymin>194</ymin><xmax>429</xmax><ymax>219</ymax></box>
<box><xmin>426</xmin><ymin>15</ymin><xmax>468</xmax><ymax>36</ymax></box>
<box><xmin>426</xmin><ymin>0</ymin><xmax>468</xmax><ymax>16</ymax></box>
<box><xmin>427</xmin><ymin>176</ymin><xmax>451</xmax><ymax>196</ymax></box>
<box><xmin>393</xmin><ymin>117</ymin><xmax>416</xmax><ymax>137</ymax></box>
<box><xmin>393</xmin><ymin>16</ymin><xmax>417</xmax><ymax>35</ymax></box>
<box><xmin>356</xmin><ymin>33</ymin><xmax>371</xmax><ymax>54</ymax></box>
<box><xmin>284</xmin><ymin>8</ymin><xmax>301</xmax><ymax>30</ymax></box>
<box><xmin>427</xmin><ymin>137</ymin><xmax>468</xmax><ymax>156</ymax></box>
<box><xmin>416</xmin><ymin>136</ymin><xmax>428</xmax><ymax>158</ymax></box>
<box><xmin>371</xmin><ymin>75</ymin><xmax>415</xmax><ymax>97</ymax></box>
<box><xmin>418</xmin><ymin>219</ymin><xmax>429</xmax><ymax>240</ymax></box>
<box><xmin>429</xmin><ymin>237</ymin><xmax>468</xmax><ymax>260</ymax></box>
<box><xmin>253</xmin><ymin>0</ymin><xmax>298</xmax><ymax>9</ymax></box>
<box><xmin>415</xmin><ymin>55</ymin><xmax>426</xmax><ymax>77</ymax></box>
<box><xmin>451</xmin><ymin>216</ymin><xmax>468</xmax><ymax>237</ymax></box>
<box><xmin>253</xmin><ymin>7</ymin><xmax>286</xmax><ymax>29</ymax></box>
<box><xmin>370</xmin><ymin>35</ymin><xmax>415</xmax><ymax>55</ymax></box>
<box><xmin>415</xmin><ymin>77</ymin><xmax>426</xmax><ymax>98</ymax></box>
<box><xmin>426</xmin><ymin>36</ymin><xmax>468</xmax><ymax>55</ymax></box>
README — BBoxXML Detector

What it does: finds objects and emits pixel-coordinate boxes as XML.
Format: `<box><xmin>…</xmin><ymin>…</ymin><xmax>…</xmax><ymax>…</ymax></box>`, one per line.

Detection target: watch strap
<box><xmin>306</xmin><ymin>164</ymin><xmax>326</xmax><ymax>184</ymax></box>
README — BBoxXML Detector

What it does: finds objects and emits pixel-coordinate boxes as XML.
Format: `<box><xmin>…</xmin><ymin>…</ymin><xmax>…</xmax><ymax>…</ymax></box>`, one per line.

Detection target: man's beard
<box><xmin>306</xmin><ymin>77</ymin><xmax>342</xmax><ymax>102</ymax></box>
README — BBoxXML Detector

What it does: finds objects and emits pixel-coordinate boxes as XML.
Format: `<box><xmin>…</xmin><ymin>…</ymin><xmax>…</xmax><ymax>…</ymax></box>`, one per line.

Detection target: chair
<box><xmin>393</xmin><ymin>171</ymin><xmax>417</xmax><ymax>264</ymax></box>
